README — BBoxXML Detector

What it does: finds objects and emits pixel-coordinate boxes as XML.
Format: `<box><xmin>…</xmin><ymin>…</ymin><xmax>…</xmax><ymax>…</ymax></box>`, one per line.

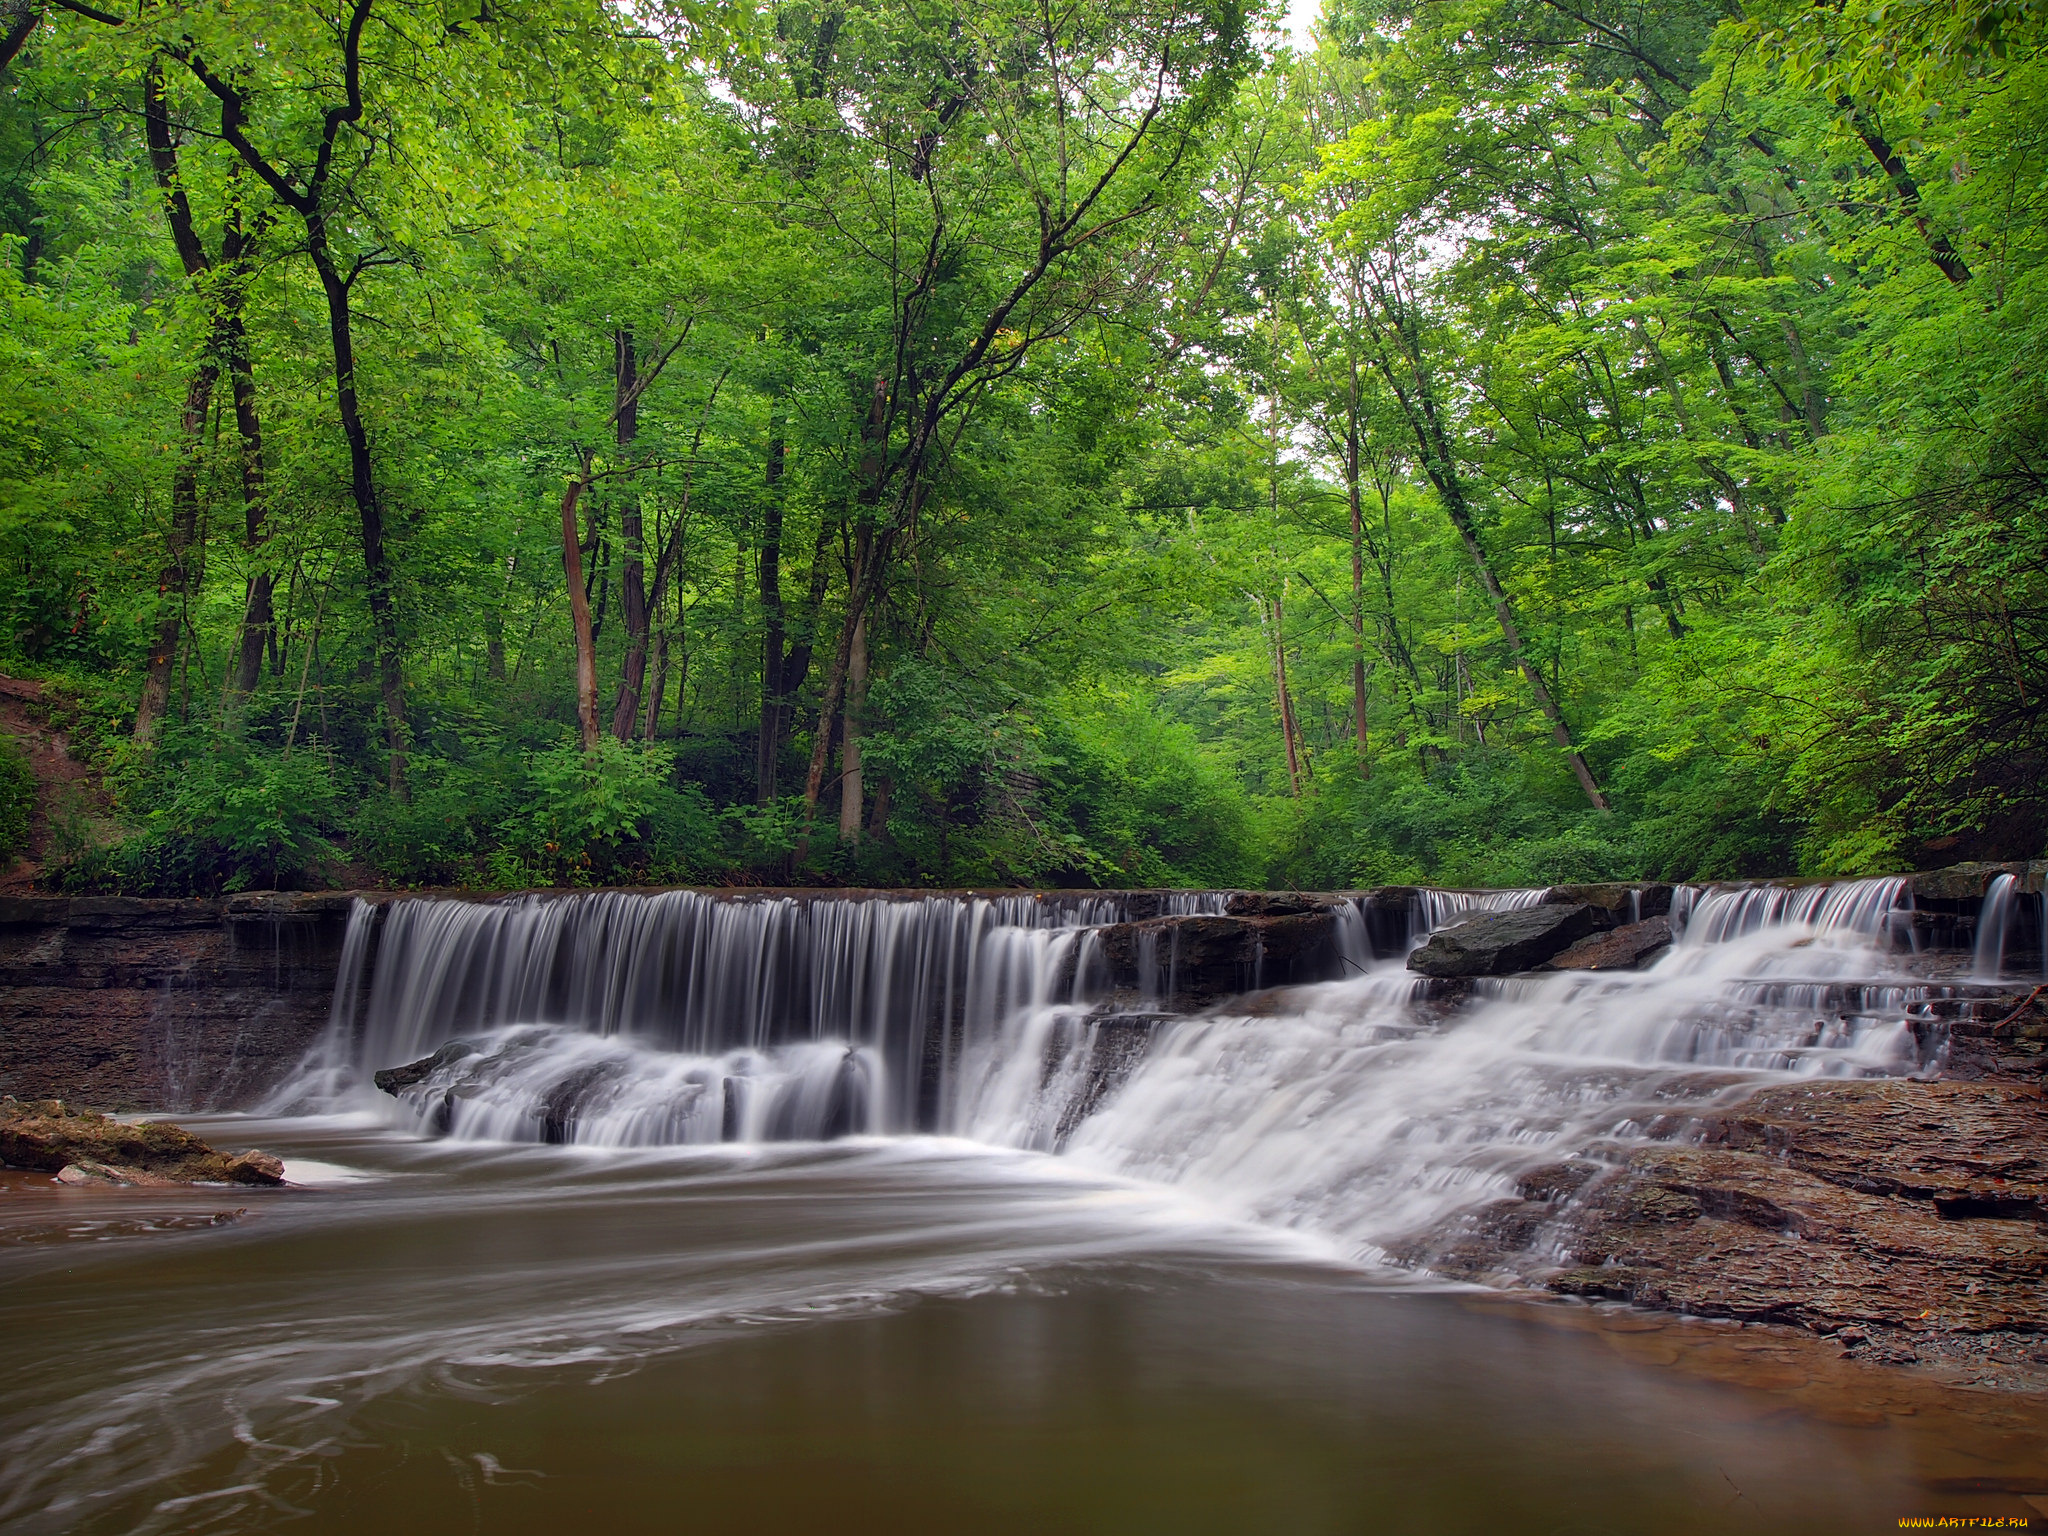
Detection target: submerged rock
<box><xmin>1406</xmin><ymin>903</ymin><xmax>1606</xmax><ymax>977</ymax></box>
<box><xmin>0</xmin><ymin>1096</ymin><xmax>286</xmax><ymax>1185</ymax></box>
<box><xmin>1544</xmin><ymin>916</ymin><xmax>1674</xmax><ymax>972</ymax></box>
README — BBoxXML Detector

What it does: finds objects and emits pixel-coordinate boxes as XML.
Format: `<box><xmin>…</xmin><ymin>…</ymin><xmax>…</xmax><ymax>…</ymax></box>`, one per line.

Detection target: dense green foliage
<box><xmin>0</xmin><ymin>0</ymin><xmax>2041</xmax><ymax>891</ymax></box>
<box><xmin>0</xmin><ymin>733</ymin><xmax>31</xmax><ymax>860</ymax></box>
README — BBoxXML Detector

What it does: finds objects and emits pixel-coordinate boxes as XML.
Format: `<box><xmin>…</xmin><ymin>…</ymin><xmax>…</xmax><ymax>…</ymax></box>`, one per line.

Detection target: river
<box><xmin>0</xmin><ymin>879</ymin><xmax>2038</xmax><ymax>1532</ymax></box>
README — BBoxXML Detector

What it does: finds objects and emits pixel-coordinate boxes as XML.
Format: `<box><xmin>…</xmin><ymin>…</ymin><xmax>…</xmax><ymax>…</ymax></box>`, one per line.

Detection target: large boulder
<box><xmin>1407</xmin><ymin>903</ymin><xmax>1606</xmax><ymax>977</ymax></box>
<box><xmin>1544</xmin><ymin>916</ymin><xmax>1674</xmax><ymax>972</ymax></box>
<box><xmin>0</xmin><ymin>1096</ymin><xmax>285</xmax><ymax>1184</ymax></box>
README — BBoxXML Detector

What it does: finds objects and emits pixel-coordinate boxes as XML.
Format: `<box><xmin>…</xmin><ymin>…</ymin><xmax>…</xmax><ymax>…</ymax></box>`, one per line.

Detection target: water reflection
<box><xmin>0</xmin><ymin>1118</ymin><xmax>1958</xmax><ymax>1535</ymax></box>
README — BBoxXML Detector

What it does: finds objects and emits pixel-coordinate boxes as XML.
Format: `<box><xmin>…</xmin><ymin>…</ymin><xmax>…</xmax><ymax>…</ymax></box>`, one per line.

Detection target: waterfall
<box><xmin>286</xmin><ymin>889</ymin><xmax>1129</xmax><ymax>1136</ymax></box>
<box><xmin>1679</xmin><ymin>875</ymin><xmax>1912</xmax><ymax>947</ymax></box>
<box><xmin>1409</xmin><ymin>886</ymin><xmax>1548</xmax><ymax>942</ymax></box>
<box><xmin>1046</xmin><ymin>875</ymin><xmax>1935</xmax><ymax>1263</ymax></box>
<box><xmin>1972</xmin><ymin>873</ymin><xmax>2018</xmax><ymax>980</ymax></box>
<box><xmin>278</xmin><ymin>874</ymin><xmax>1962</xmax><ymax>1265</ymax></box>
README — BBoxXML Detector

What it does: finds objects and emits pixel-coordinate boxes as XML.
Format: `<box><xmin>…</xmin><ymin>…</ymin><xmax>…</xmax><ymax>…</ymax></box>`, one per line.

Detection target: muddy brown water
<box><xmin>2</xmin><ymin>1116</ymin><xmax>2042</xmax><ymax>1535</ymax></box>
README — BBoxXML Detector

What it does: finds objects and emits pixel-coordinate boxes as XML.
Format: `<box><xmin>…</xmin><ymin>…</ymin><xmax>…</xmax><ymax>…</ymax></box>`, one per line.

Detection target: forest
<box><xmin>0</xmin><ymin>0</ymin><xmax>2042</xmax><ymax>893</ymax></box>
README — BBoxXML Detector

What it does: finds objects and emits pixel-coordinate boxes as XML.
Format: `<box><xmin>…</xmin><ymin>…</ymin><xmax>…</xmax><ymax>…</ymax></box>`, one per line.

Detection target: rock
<box><xmin>1096</xmin><ymin>910</ymin><xmax>1341</xmax><ymax>1006</ymax></box>
<box><xmin>1542</xmin><ymin>884</ymin><xmax>1673</xmax><ymax>921</ymax></box>
<box><xmin>0</xmin><ymin>1097</ymin><xmax>286</xmax><ymax>1185</ymax></box>
<box><xmin>373</xmin><ymin>1039</ymin><xmax>477</xmax><ymax>1093</ymax></box>
<box><xmin>1544</xmin><ymin>916</ymin><xmax>1674</xmax><ymax>972</ymax></box>
<box><xmin>1223</xmin><ymin>891</ymin><xmax>1342</xmax><ymax>918</ymax></box>
<box><xmin>221</xmin><ymin>1149</ymin><xmax>286</xmax><ymax>1184</ymax></box>
<box><xmin>1909</xmin><ymin>862</ymin><xmax>2037</xmax><ymax>903</ymax></box>
<box><xmin>53</xmin><ymin>1158</ymin><xmax>178</xmax><ymax>1187</ymax></box>
<box><xmin>1406</xmin><ymin>903</ymin><xmax>1606</xmax><ymax>977</ymax></box>
<box><xmin>1411</xmin><ymin>1077</ymin><xmax>2047</xmax><ymax>1349</ymax></box>
<box><xmin>0</xmin><ymin>893</ymin><xmax>360</xmax><ymax>1108</ymax></box>
<box><xmin>56</xmin><ymin>1160</ymin><xmax>122</xmax><ymax>1185</ymax></box>
<box><xmin>1698</xmin><ymin>1079</ymin><xmax>2047</xmax><ymax>1215</ymax></box>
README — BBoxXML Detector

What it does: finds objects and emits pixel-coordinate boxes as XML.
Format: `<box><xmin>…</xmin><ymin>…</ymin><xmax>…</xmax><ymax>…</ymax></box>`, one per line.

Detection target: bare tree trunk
<box><xmin>641</xmin><ymin>630</ymin><xmax>667</xmax><ymax>739</ymax></box>
<box><xmin>610</xmin><ymin>330</ymin><xmax>649</xmax><ymax>740</ymax></box>
<box><xmin>186</xmin><ymin>0</ymin><xmax>408</xmax><ymax>791</ymax></box>
<box><xmin>803</xmin><ymin>530</ymin><xmax>880</xmax><ymax>816</ymax></box>
<box><xmin>560</xmin><ymin>467</ymin><xmax>601</xmax><ymax>752</ymax></box>
<box><xmin>1271</xmin><ymin>592</ymin><xmax>1302</xmax><ymax>795</ymax></box>
<box><xmin>869</xmin><ymin>773</ymin><xmax>891</xmax><ymax>841</ymax></box>
<box><xmin>1345</xmin><ymin>360</ymin><xmax>1370</xmax><ymax>773</ymax></box>
<box><xmin>135</xmin><ymin>59</ymin><xmax>219</xmax><ymax>746</ymax></box>
<box><xmin>227</xmin><ymin>314</ymin><xmax>273</xmax><ymax>699</ymax></box>
<box><xmin>135</xmin><ymin>363</ymin><xmax>215</xmax><ymax>745</ymax></box>
<box><xmin>838</xmin><ymin>611</ymin><xmax>866</xmax><ymax>844</ymax></box>
<box><xmin>755</xmin><ymin>416</ymin><xmax>787</xmax><ymax>802</ymax></box>
<box><xmin>803</xmin><ymin>383</ymin><xmax>892</xmax><ymax>818</ymax></box>
<box><xmin>305</xmin><ymin>238</ymin><xmax>408</xmax><ymax>790</ymax></box>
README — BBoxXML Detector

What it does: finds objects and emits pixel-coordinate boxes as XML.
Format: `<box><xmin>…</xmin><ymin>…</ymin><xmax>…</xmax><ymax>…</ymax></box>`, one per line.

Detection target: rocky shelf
<box><xmin>0</xmin><ymin>1096</ymin><xmax>285</xmax><ymax>1186</ymax></box>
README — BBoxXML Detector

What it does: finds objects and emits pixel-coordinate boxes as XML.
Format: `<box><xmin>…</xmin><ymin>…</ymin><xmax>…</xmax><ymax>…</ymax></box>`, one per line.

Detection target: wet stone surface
<box><xmin>0</xmin><ymin>1096</ymin><xmax>285</xmax><ymax>1186</ymax></box>
<box><xmin>1418</xmin><ymin>1072</ymin><xmax>2048</xmax><ymax>1381</ymax></box>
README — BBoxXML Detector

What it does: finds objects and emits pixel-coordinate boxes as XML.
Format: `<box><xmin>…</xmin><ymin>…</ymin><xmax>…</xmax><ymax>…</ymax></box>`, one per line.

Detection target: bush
<box><xmin>53</xmin><ymin>734</ymin><xmax>343</xmax><ymax>894</ymax></box>
<box><xmin>0</xmin><ymin>733</ymin><xmax>32</xmax><ymax>862</ymax></box>
<box><xmin>355</xmin><ymin>755</ymin><xmax>524</xmax><ymax>887</ymax></box>
<box><xmin>490</xmin><ymin>735</ymin><xmax>718</xmax><ymax>887</ymax></box>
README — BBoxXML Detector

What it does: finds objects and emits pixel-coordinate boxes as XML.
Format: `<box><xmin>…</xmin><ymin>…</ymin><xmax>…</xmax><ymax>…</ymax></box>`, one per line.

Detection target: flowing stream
<box><xmin>0</xmin><ymin>877</ymin><xmax>2028</xmax><ymax>1533</ymax></box>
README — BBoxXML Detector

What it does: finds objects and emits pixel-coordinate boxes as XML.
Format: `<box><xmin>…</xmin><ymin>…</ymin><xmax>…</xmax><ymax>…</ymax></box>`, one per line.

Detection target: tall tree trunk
<box><xmin>182</xmin><ymin>0</ymin><xmax>405</xmax><ymax>783</ymax></box>
<box><xmin>804</xmin><ymin>531</ymin><xmax>877</xmax><ymax>815</ymax></box>
<box><xmin>838</xmin><ymin>611</ymin><xmax>866</xmax><ymax>843</ymax></box>
<box><xmin>560</xmin><ymin>466</ymin><xmax>601</xmax><ymax>753</ymax></box>
<box><xmin>226</xmin><ymin>310</ymin><xmax>274</xmax><ymax>699</ymax></box>
<box><xmin>135</xmin><ymin>362</ymin><xmax>216</xmax><ymax>745</ymax></box>
<box><xmin>305</xmin><ymin>234</ymin><xmax>408</xmax><ymax>790</ymax></box>
<box><xmin>1345</xmin><ymin>361</ymin><xmax>1370</xmax><ymax>772</ymax></box>
<box><xmin>1368</xmin><ymin>287</ymin><xmax>1609</xmax><ymax>810</ymax></box>
<box><xmin>136</xmin><ymin>60</ymin><xmax>223</xmax><ymax>746</ymax></box>
<box><xmin>642</xmin><ymin>630</ymin><xmax>667</xmax><ymax>739</ymax></box>
<box><xmin>610</xmin><ymin>330</ymin><xmax>649</xmax><ymax>740</ymax></box>
<box><xmin>803</xmin><ymin>383</ymin><xmax>892</xmax><ymax>818</ymax></box>
<box><xmin>1271</xmin><ymin>592</ymin><xmax>1301</xmax><ymax>795</ymax></box>
<box><xmin>755</xmin><ymin>416</ymin><xmax>787</xmax><ymax>803</ymax></box>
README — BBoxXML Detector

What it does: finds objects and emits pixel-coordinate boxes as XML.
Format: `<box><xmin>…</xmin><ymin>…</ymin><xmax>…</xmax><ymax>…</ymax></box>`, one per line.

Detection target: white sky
<box><xmin>1281</xmin><ymin>0</ymin><xmax>1321</xmax><ymax>51</ymax></box>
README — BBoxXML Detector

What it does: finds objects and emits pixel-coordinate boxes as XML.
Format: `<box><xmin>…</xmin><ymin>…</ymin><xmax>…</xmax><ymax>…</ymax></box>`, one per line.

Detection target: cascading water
<box><xmin>280</xmin><ymin>888</ymin><xmax>1133</xmax><ymax>1139</ymax></box>
<box><xmin>279</xmin><ymin>875</ymin><xmax>1958</xmax><ymax>1268</ymax></box>
<box><xmin>1040</xmin><ymin>878</ymin><xmax>1932</xmax><ymax>1263</ymax></box>
<box><xmin>1408</xmin><ymin>885</ymin><xmax>1549</xmax><ymax>942</ymax></box>
<box><xmin>1972</xmin><ymin>872</ymin><xmax>2019</xmax><ymax>980</ymax></box>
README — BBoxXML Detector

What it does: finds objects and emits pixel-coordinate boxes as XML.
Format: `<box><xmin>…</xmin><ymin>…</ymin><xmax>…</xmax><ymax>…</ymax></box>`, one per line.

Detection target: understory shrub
<box><xmin>53</xmin><ymin>733</ymin><xmax>343</xmax><ymax>894</ymax></box>
<box><xmin>0</xmin><ymin>733</ymin><xmax>32</xmax><ymax>861</ymax></box>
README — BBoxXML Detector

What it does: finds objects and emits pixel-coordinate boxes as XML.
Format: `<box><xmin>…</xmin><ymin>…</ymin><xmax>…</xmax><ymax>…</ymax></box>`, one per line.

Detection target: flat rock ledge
<box><xmin>1544</xmin><ymin>915</ymin><xmax>1673</xmax><ymax>971</ymax></box>
<box><xmin>1414</xmin><ymin>1076</ymin><xmax>2048</xmax><ymax>1380</ymax></box>
<box><xmin>0</xmin><ymin>1097</ymin><xmax>284</xmax><ymax>1186</ymax></box>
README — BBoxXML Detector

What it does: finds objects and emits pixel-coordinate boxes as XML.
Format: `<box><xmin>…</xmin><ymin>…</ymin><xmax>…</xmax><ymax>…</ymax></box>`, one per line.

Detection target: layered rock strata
<box><xmin>0</xmin><ymin>892</ymin><xmax>360</xmax><ymax>1109</ymax></box>
<box><xmin>1417</xmin><ymin>999</ymin><xmax>2048</xmax><ymax>1379</ymax></box>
